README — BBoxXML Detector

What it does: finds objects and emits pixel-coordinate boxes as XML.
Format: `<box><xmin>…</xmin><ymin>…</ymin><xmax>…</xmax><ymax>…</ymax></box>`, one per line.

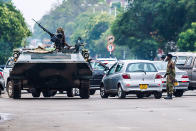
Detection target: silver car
<box><xmin>100</xmin><ymin>60</ymin><xmax>163</xmax><ymax>99</ymax></box>
<box><xmin>154</xmin><ymin>61</ymin><xmax>189</xmax><ymax>97</ymax></box>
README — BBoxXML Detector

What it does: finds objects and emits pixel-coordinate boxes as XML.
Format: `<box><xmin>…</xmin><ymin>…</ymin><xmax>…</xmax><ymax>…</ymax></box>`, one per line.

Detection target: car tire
<box><xmin>100</xmin><ymin>84</ymin><xmax>109</xmax><ymax>98</ymax></box>
<box><xmin>6</xmin><ymin>80</ymin><xmax>14</xmax><ymax>98</ymax></box>
<box><xmin>0</xmin><ymin>89</ymin><xmax>1</xmax><ymax>95</ymax></box>
<box><xmin>136</xmin><ymin>93</ymin><xmax>144</xmax><ymax>99</ymax></box>
<box><xmin>173</xmin><ymin>90</ymin><xmax>184</xmax><ymax>97</ymax></box>
<box><xmin>118</xmin><ymin>85</ymin><xmax>126</xmax><ymax>99</ymax></box>
<box><xmin>154</xmin><ymin>92</ymin><xmax>162</xmax><ymax>99</ymax></box>
<box><xmin>32</xmin><ymin>89</ymin><xmax>41</xmax><ymax>98</ymax></box>
<box><xmin>89</xmin><ymin>89</ymin><xmax>96</xmax><ymax>95</ymax></box>
<box><xmin>79</xmin><ymin>80</ymin><xmax>90</xmax><ymax>99</ymax></box>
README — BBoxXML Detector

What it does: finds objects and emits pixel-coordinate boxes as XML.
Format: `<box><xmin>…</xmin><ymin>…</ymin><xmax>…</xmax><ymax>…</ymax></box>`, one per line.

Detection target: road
<box><xmin>0</xmin><ymin>91</ymin><xmax>196</xmax><ymax>131</ymax></box>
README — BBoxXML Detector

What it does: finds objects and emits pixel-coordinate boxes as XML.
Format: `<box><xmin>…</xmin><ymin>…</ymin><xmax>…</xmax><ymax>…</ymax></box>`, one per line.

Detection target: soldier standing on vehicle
<box><xmin>164</xmin><ymin>54</ymin><xmax>176</xmax><ymax>99</ymax></box>
<box><xmin>55</xmin><ymin>27</ymin><xmax>70</xmax><ymax>51</ymax></box>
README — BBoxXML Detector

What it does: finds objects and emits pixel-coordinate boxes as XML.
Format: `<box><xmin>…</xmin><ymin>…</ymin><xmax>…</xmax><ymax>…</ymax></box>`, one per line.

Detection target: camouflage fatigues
<box><xmin>166</xmin><ymin>60</ymin><xmax>176</xmax><ymax>94</ymax></box>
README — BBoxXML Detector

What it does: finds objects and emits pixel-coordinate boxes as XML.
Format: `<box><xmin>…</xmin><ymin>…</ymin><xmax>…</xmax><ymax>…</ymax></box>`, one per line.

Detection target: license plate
<box><xmin>174</xmin><ymin>82</ymin><xmax>179</xmax><ymax>86</ymax></box>
<box><xmin>140</xmin><ymin>84</ymin><xmax>148</xmax><ymax>89</ymax></box>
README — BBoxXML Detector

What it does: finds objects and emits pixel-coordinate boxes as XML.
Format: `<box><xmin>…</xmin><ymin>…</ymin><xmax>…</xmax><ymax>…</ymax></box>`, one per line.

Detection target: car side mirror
<box><xmin>104</xmin><ymin>67</ymin><xmax>109</xmax><ymax>71</ymax></box>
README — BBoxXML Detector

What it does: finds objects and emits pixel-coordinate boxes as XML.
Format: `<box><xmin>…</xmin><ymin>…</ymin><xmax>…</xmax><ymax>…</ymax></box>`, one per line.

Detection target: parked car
<box><xmin>89</xmin><ymin>60</ymin><xmax>109</xmax><ymax>95</ymax></box>
<box><xmin>2</xmin><ymin>57</ymin><xmax>14</xmax><ymax>96</ymax></box>
<box><xmin>180</xmin><ymin>54</ymin><xmax>196</xmax><ymax>90</ymax></box>
<box><xmin>0</xmin><ymin>71</ymin><xmax>5</xmax><ymax>95</ymax></box>
<box><xmin>170</xmin><ymin>52</ymin><xmax>194</xmax><ymax>69</ymax></box>
<box><xmin>154</xmin><ymin>61</ymin><xmax>189</xmax><ymax>97</ymax></box>
<box><xmin>100</xmin><ymin>60</ymin><xmax>163</xmax><ymax>99</ymax></box>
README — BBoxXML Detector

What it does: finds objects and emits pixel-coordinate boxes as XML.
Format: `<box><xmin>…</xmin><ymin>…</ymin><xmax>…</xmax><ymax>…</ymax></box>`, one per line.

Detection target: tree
<box><xmin>0</xmin><ymin>2</ymin><xmax>31</xmax><ymax>64</ymax></box>
<box><xmin>111</xmin><ymin>0</ymin><xmax>196</xmax><ymax>59</ymax></box>
<box><xmin>177</xmin><ymin>22</ymin><xmax>196</xmax><ymax>52</ymax></box>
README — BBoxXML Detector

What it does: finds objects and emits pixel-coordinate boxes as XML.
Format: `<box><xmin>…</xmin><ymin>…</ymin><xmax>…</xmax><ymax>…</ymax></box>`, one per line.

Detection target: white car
<box><xmin>154</xmin><ymin>61</ymin><xmax>189</xmax><ymax>97</ymax></box>
<box><xmin>3</xmin><ymin>57</ymin><xmax>15</xmax><ymax>96</ymax></box>
<box><xmin>100</xmin><ymin>60</ymin><xmax>163</xmax><ymax>99</ymax></box>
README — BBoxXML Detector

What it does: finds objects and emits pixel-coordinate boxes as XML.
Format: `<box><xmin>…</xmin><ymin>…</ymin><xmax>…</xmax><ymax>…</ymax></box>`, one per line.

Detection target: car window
<box><xmin>176</xmin><ymin>56</ymin><xmax>187</xmax><ymax>65</ymax></box>
<box><xmin>108</xmin><ymin>64</ymin><xmax>117</xmax><ymax>75</ymax></box>
<box><xmin>172</xmin><ymin>56</ymin><xmax>177</xmax><ymax>62</ymax></box>
<box><xmin>186</xmin><ymin>56</ymin><xmax>193</xmax><ymax>66</ymax></box>
<box><xmin>126</xmin><ymin>63</ymin><xmax>157</xmax><ymax>72</ymax></box>
<box><xmin>90</xmin><ymin>62</ymin><xmax>105</xmax><ymax>71</ymax></box>
<box><xmin>194</xmin><ymin>58</ymin><xmax>196</xmax><ymax>68</ymax></box>
<box><xmin>115</xmin><ymin>63</ymin><xmax>123</xmax><ymax>73</ymax></box>
<box><xmin>6</xmin><ymin>58</ymin><xmax>14</xmax><ymax>68</ymax></box>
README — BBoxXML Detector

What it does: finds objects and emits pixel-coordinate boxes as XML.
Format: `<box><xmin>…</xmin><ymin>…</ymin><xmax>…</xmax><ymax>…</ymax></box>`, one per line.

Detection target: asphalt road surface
<box><xmin>1</xmin><ymin>91</ymin><xmax>196</xmax><ymax>131</ymax></box>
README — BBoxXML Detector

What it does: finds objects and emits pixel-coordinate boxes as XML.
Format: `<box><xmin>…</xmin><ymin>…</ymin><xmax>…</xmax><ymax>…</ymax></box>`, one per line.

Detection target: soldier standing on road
<box><xmin>164</xmin><ymin>54</ymin><xmax>176</xmax><ymax>99</ymax></box>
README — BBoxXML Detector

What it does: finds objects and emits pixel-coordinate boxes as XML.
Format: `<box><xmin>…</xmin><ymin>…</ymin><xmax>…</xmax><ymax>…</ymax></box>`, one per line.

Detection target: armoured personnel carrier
<box><xmin>6</xmin><ymin>46</ymin><xmax>92</xmax><ymax>99</ymax></box>
<box><xmin>6</xmin><ymin>19</ymin><xmax>92</xmax><ymax>99</ymax></box>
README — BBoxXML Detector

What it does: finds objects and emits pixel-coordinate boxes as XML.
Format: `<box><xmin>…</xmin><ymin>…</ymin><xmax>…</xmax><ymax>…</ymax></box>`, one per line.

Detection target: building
<box><xmin>106</xmin><ymin>0</ymin><xmax>126</xmax><ymax>7</ymax></box>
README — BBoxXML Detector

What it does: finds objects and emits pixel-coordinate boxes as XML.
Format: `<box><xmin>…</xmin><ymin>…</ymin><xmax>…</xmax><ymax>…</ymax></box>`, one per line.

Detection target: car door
<box><xmin>185</xmin><ymin>56</ymin><xmax>193</xmax><ymax>80</ymax></box>
<box><xmin>109</xmin><ymin>63</ymin><xmax>124</xmax><ymax>91</ymax></box>
<box><xmin>3</xmin><ymin>58</ymin><xmax>14</xmax><ymax>87</ymax></box>
<box><xmin>103</xmin><ymin>63</ymin><xmax>117</xmax><ymax>91</ymax></box>
<box><xmin>192</xmin><ymin>57</ymin><xmax>196</xmax><ymax>87</ymax></box>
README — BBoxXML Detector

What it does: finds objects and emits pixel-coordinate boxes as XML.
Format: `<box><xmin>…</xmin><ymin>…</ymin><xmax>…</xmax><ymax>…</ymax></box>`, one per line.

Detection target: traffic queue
<box><xmin>0</xmin><ymin>52</ymin><xmax>195</xmax><ymax>99</ymax></box>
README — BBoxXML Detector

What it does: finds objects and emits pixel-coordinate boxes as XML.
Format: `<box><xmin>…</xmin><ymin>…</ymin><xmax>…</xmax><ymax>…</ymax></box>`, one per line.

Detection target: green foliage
<box><xmin>177</xmin><ymin>22</ymin><xmax>196</xmax><ymax>51</ymax></box>
<box><xmin>111</xmin><ymin>0</ymin><xmax>196</xmax><ymax>59</ymax></box>
<box><xmin>0</xmin><ymin>2</ymin><xmax>31</xmax><ymax>64</ymax></box>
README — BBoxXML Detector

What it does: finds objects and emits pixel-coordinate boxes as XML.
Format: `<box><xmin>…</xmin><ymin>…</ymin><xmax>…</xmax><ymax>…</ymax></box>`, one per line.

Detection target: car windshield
<box><xmin>90</xmin><ymin>62</ymin><xmax>105</xmax><ymax>71</ymax></box>
<box><xmin>126</xmin><ymin>63</ymin><xmax>157</xmax><ymax>72</ymax></box>
<box><xmin>154</xmin><ymin>62</ymin><xmax>179</xmax><ymax>71</ymax></box>
<box><xmin>176</xmin><ymin>56</ymin><xmax>187</xmax><ymax>65</ymax></box>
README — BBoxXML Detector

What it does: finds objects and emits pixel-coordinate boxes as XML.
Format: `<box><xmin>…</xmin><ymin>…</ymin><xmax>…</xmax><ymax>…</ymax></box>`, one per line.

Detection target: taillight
<box><xmin>162</xmin><ymin>81</ymin><xmax>166</xmax><ymax>83</ymax></box>
<box><xmin>182</xmin><ymin>75</ymin><xmax>189</xmax><ymax>78</ymax></box>
<box><xmin>0</xmin><ymin>72</ymin><xmax>3</xmax><ymax>78</ymax></box>
<box><xmin>155</xmin><ymin>74</ymin><xmax>162</xmax><ymax>79</ymax></box>
<box><xmin>122</xmin><ymin>74</ymin><xmax>131</xmax><ymax>79</ymax></box>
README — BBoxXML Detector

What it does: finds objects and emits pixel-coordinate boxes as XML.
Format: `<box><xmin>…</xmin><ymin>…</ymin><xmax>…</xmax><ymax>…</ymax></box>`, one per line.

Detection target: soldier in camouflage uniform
<box><xmin>164</xmin><ymin>54</ymin><xmax>176</xmax><ymax>99</ymax></box>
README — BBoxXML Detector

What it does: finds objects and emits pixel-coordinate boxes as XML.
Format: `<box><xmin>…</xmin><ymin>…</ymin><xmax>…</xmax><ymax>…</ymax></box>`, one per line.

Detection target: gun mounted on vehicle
<box><xmin>33</xmin><ymin>19</ymin><xmax>65</xmax><ymax>51</ymax></box>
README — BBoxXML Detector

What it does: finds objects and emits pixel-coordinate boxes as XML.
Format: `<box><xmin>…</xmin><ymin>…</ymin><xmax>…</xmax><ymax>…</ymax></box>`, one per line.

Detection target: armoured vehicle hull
<box><xmin>7</xmin><ymin>51</ymin><xmax>92</xmax><ymax>99</ymax></box>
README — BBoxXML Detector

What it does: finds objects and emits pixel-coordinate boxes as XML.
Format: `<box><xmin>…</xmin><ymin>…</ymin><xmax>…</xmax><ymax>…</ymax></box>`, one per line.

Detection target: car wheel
<box><xmin>100</xmin><ymin>84</ymin><xmax>109</xmax><ymax>98</ymax></box>
<box><xmin>89</xmin><ymin>89</ymin><xmax>96</xmax><ymax>95</ymax></box>
<box><xmin>136</xmin><ymin>93</ymin><xmax>144</xmax><ymax>99</ymax></box>
<box><xmin>154</xmin><ymin>92</ymin><xmax>162</xmax><ymax>99</ymax></box>
<box><xmin>32</xmin><ymin>89</ymin><xmax>41</xmax><ymax>98</ymax></box>
<box><xmin>7</xmin><ymin>80</ymin><xmax>14</xmax><ymax>98</ymax></box>
<box><xmin>173</xmin><ymin>90</ymin><xmax>184</xmax><ymax>97</ymax></box>
<box><xmin>118</xmin><ymin>85</ymin><xmax>126</xmax><ymax>99</ymax></box>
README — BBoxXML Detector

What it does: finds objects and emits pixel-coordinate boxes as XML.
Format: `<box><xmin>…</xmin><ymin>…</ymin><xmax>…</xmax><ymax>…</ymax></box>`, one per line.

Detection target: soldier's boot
<box><xmin>164</xmin><ymin>93</ymin><xmax>172</xmax><ymax>99</ymax></box>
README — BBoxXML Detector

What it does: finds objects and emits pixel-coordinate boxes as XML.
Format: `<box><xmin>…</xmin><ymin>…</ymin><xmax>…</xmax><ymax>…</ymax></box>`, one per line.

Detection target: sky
<box><xmin>12</xmin><ymin>0</ymin><xmax>61</xmax><ymax>30</ymax></box>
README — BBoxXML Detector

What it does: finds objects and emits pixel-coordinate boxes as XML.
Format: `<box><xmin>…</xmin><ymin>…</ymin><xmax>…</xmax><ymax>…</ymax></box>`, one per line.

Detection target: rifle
<box><xmin>32</xmin><ymin>19</ymin><xmax>54</xmax><ymax>37</ymax></box>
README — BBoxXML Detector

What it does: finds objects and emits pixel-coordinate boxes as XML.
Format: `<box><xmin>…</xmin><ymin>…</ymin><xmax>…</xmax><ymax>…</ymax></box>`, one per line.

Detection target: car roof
<box><xmin>169</xmin><ymin>52</ymin><xmax>195</xmax><ymax>56</ymax></box>
<box><xmin>119</xmin><ymin>60</ymin><xmax>153</xmax><ymax>64</ymax></box>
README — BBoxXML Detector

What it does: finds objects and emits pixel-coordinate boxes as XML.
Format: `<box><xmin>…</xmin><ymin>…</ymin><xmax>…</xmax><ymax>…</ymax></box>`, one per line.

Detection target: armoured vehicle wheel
<box><xmin>154</xmin><ymin>92</ymin><xmax>162</xmax><ymax>99</ymax></box>
<box><xmin>12</xmin><ymin>81</ymin><xmax>21</xmax><ymax>99</ymax></box>
<box><xmin>7</xmin><ymin>80</ymin><xmax>14</xmax><ymax>98</ymax></box>
<box><xmin>136</xmin><ymin>93</ymin><xmax>144</xmax><ymax>98</ymax></box>
<box><xmin>32</xmin><ymin>89</ymin><xmax>41</xmax><ymax>98</ymax></box>
<box><xmin>100</xmin><ymin>84</ymin><xmax>109</xmax><ymax>98</ymax></box>
<box><xmin>173</xmin><ymin>90</ymin><xmax>184</xmax><ymax>97</ymax></box>
<box><xmin>79</xmin><ymin>80</ymin><xmax>90</xmax><ymax>99</ymax></box>
<box><xmin>89</xmin><ymin>89</ymin><xmax>96</xmax><ymax>95</ymax></box>
<box><xmin>42</xmin><ymin>90</ymin><xmax>50</xmax><ymax>97</ymax></box>
<box><xmin>117</xmin><ymin>85</ymin><xmax>126</xmax><ymax>99</ymax></box>
<box><xmin>67</xmin><ymin>88</ymin><xmax>74</xmax><ymax>97</ymax></box>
